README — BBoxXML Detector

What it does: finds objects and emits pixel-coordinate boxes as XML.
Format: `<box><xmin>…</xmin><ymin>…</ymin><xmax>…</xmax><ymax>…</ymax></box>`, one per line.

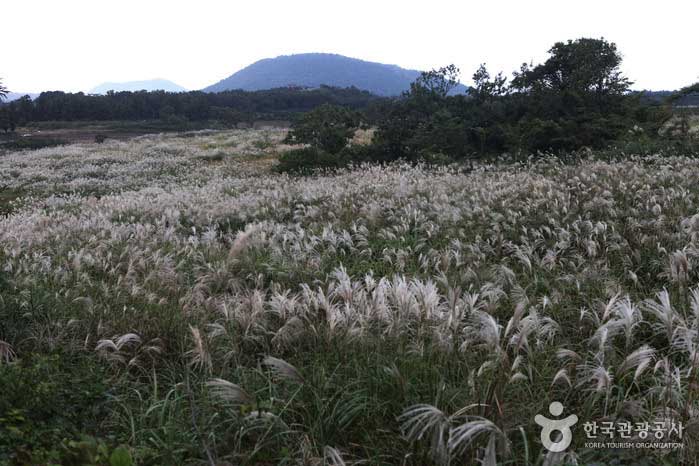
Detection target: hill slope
<box><xmin>89</xmin><ymin>79</ymin><xmax>186</xmax><ymax>94</ymax></box>
<box><xmin>204</xmin><ymin>53</ymin><xmax>467</xmax><ymax>96</ymax></box>
<box><xmin>4</xmin><ymin>92</ymin><xmax>40</xmax><ymax>102</ymax></box>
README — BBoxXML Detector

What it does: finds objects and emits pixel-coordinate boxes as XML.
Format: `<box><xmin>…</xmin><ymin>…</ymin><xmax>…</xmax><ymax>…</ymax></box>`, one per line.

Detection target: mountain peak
<box><xmin>89</xmin><ymin>79</ymin><xmax>186</xmax><ymax>94</ymax></box>
<box><xmin>203</xmin><ymin>53</ymin><xmax>467</xmax><ymax>96</ymax></box>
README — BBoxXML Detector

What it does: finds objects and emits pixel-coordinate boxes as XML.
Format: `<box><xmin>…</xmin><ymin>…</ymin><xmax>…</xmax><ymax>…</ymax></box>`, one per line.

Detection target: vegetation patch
<box><xmin>1</xmin><ymin>129</ymin><xmax>699</xmax><ymax>463</ymax></box>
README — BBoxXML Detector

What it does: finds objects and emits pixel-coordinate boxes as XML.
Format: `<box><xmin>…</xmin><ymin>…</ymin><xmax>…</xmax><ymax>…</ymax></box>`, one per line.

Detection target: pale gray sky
<box><xmin>2</xmin><ymin>0</ymin><xmax>697</xmax><ymax>93</ymax></box>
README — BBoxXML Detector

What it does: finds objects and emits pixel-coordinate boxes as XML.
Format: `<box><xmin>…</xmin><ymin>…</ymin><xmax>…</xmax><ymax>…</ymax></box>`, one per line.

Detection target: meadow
<box><xmin>1</xmin><ymin>129</ymin><xmax>699</xmax><ymax>465</ymax></box>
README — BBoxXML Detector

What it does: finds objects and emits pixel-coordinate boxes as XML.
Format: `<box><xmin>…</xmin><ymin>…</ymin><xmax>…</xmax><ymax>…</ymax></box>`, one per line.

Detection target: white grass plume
<box><xmin>643</xmin><ymin>289</ymin><xmax>682</xmax><ymax>343</ymax></box>
<box><xmin>95</xmin><ymin>332</ymin><xmax>143</xmax><ymax>364</ymax></box>
<box><xmin>229</xmin><ymin>223</ymin><xmax>257</xmax><ymax>259</ymax></box>
<box><xmin>448</xmin><ymin>416</ymin><xmax>506</xmax><ymax>457</ymax></box>
<box><xmin>552</xmin><ymin>368</ymin><xmax>572</xmax><ymax>387</ymax></box>
<box><xmin>619</xmin><ymin>345</ymin><xmax>655</xmax><ymax>382</ymax></box>
<box><xmin>186</xmin><ymin>325</ymin><xmax>212</xmax><ymax>373</ymax></box>
<box><xmin>262</xmin><ymin>356</ymin><xmax>304</xmax><ymax>384</ymax></box>
<box><xmin>399</xmin><ymin>404</ymin><xmax>450</xmax><ymax>464</ymax></box>
<box><xmin>399</xmin><ymin>403</ymin><xmax>502</xmax><ymax>464</ymax></box>
<box><xmin>464</xmin><ymin>310</ymin><xmax>502</xmax><ymax>353</ymax></box>
<box><xmin>0</xmin><ymin>340</ymin><xmax>16</xmax><ymax>364</ymax></box>
<box><xmin>323</xmin><ymin>446</ymin><xmax>347</xmax><ymax>466</ymax></box>
<box><xmin>206</xmin><ymin>378</ymin><xmax>254</xmax><ymax>405</ymax></box>
<box><xmin>579</xmin><ymin>363</ymin><xmax>614</xmax><ymax>394</ymax></box>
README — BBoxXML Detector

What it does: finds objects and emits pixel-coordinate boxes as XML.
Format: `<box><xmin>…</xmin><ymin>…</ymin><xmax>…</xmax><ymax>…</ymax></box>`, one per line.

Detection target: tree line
<box><xmin>3</xmin><ymin>38</ymin><xmax>695</xmax><ymax>161</ymax></box>
<box><xmin>279</xmin><ymin>38</ymin><xmax>691</xmax><ymax>172</ymax></box>
<box><xmin>0</xmin><ymin>85</ymin><xmax>381</xmax><ymax>131</ymax></box>
<box><xmin>370</xmin><ymin>38</ymin><xmax>672</xmax><ymax>158</ymax></box>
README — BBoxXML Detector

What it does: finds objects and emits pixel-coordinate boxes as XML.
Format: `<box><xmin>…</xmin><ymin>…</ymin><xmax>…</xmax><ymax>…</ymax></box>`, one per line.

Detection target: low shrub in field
<box><xmin>0</xmin><ymin>137</ymin><xmax>67</xmax><ymax>152</ymax></box>
<box><xmin>276</xmin><ymin>144</ymin><xmax>397</xmax><ymax>174</ymax></box>
<box><xmin>278</xmin><ymin>104</ymin><xmax>367</xmax><ymax>174</ymax></box>
<box><xmin>275</xmin><ymin>147</ymin><xmax>345</xmax><ymax>173</ymax></box>
<box><xmin>0</xmin><ymin>353</ymin><xmax>118</xmax><ymax>465</ymax></box>
<box><xmin>283</xmin><ymin>104</ymin><xmax>361</xmax><ymax>154</ymax></box>
<box><xmin>338</xmin><ymin>143</ymin><xmax>383</xmax><ymax>163</ymax></box>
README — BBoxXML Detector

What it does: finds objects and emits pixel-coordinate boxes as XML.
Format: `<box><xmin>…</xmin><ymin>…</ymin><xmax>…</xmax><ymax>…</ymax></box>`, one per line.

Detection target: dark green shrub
<box><xmin>337</xmin><ymin>144</ymin><xmax>379</xmax><ymax>163</ymax></box>
<box><xmin>0</xmin><ymin>137</ymin><xmax>67</xmax><ymax>151</ymax></box>
<box><xmin>0</xmin><ymin>353</ymin><xmax>111</xmax><ymax>464</ymax></box>
<box><xmin>277</xmin><ymin>144</ymin><xmax>387</xmax><ymax>174</ymax></box>
<box><xmin>284</xmin><ymin>104</ymin><xmax>361</xmax><ymax>154</ymax></box>
<box><xmin>276</xmin><ymin>147</ymin><xmax>345</xmax><ymax>174</ymax></box>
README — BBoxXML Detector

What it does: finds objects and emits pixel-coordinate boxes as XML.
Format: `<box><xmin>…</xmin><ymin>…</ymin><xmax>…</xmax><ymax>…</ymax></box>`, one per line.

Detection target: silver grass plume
<box><xmin>619</xmin><ymin>345</ymin><xmax>655</xmax><ymax>383</ymax></box>
<box><xmin>0</xmin><ymin>340</ymin><xmax>16</xmax><ymax>364</ymax></box>
<box><xmin>206</xmin><ymin>378</ymin><xmax>254</xmax><ymax>405</ymax></box>
<box><xmin>262</xmin><ymin>356</ymin><xmax>304</xmax><ymax>384</ymax></box>
<box><xmin>323</xmin><ymin>446</ymin><xmax>347</xmax><ymax>466</ymax></box>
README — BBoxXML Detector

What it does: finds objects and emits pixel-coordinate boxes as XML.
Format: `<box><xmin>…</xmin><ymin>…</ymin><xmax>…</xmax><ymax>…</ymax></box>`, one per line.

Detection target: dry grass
<box><xmin>1</xmin><ymin>129</ymin><xmax>698</xmax><ymax>464</ymax></box>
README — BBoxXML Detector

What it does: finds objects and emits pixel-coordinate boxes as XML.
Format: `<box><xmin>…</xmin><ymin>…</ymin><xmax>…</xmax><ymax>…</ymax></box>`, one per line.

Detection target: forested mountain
<box><xmin>204</xmin><ymin>53</ymin><xmax>468</xmax><ymax>96</ymax></box>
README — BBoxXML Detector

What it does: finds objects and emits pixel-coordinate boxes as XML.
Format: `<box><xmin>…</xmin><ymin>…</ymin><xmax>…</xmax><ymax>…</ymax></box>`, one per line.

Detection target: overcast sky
<box><xmin>2</xmin><ymin>0</ymin><xmax>697</xmax><ymax>93</ymax></box>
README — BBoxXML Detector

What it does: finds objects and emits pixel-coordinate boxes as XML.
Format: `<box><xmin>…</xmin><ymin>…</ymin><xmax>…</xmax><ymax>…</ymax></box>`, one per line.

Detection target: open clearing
<box><xmin>1</xmin><ymin>130</ymin><xmax>698</xmax><ymax>464</ymax></box>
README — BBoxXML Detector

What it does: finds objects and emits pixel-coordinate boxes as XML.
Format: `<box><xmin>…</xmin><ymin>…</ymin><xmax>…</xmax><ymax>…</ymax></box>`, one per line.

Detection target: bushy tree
<box><xmin>284</xmin><ymin>104</ymin><xmax>361</xmax><ymax>154</ymax></box>
<box><xmin>0</xmin><ymin>107</ymin><xmax>14</xmax><ymax>133</ymax></box>
<box><xmin>409</xmin><ymin>65</ymin><xmax>461</xmax><ymax>99</ymax></box>
<box><xmin>0</xmin><ymin>78</ymin><xmax>16</xmax><ymax>133</ymax></box>
<box><xmin>472</xmin><ymin>64</ymin><xmax>508</xmax><ymax>103</ymax></box>
<box><xmin>0</xmin><ymin>78</ymin><xmax>7</xmax><ymax>101</ymax></box>
<box><xmin>370</xmin><ymin>66</ymin><xmax>469</xmax><ymax>161</ymax></box>
<box><xmin>507</xmin><ymin>38</ymin><xmax>638</xmax><ymax>151</ymax></box>
<box><xmin>670</xmin><ymin>82</ymin><xmax>699</xmax><ymax>105</ymax></box>
<box><xmin>13</xmin><ymin>96</ymin><xmax>33</xmax><ymax>125</ymax></box>
<box><xmin>513</xmin><ymin>39</ymin><xmax>629</xmax><ymax>92</ymax></box>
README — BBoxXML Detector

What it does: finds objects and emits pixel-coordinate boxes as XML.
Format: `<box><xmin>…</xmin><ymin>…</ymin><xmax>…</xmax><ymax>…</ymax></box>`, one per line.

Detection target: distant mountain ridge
<box><xmin>89</xmin><ymin>79</ymin><xmax>186</xmax><ymax>94</ymax></box>
<box><xmin>203</xmin><ymin>53</ymin><xmax>468</xmax><ymax>96</ymax></box>
<box><xmin>4</xmin><ymin>92</ymin><xmax>40</xmax><ymax>102</ymax></box>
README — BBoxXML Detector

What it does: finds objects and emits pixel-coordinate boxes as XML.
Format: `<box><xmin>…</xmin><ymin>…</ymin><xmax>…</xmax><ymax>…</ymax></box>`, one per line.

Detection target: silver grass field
<box><xmin>1</xmin><ymin>129</ymin><xmax>699</xmax><ymax>465</ymax></box>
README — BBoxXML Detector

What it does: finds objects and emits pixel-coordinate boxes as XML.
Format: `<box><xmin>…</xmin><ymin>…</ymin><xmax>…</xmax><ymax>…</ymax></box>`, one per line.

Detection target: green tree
<box><xmin>0</xmin><ymin>110</ymin><xmax>6</xmax><ymax>132</ymax></box>
<box><xmin>0</xmin><ymin>78</ymin><xmax>7</xmax><ymax>101</ymax></box>
<box><xmin>669</xmin><ymin>82</ymin><xmax>699</xmax><ymax>105</ymax></box>
<box><xmin>472</xmin><ymin>64</ymin><xmax>508</xmax><ymax>103</ymax></box>
<box><xmin>370</xmin><ymin>65</ymin><xmax>468</xmax><ymax>161</ymax></box>
<box><xmin>506</xmin><ymin>38</ymin><xmax>639</xmax><ymax>151</ymax></box>
<box><xmin>511</xmin><ymin>38</ymin><xmax>631</xmax><ymax>111</ymax></box>
<box><xmin>410</xmin><ymin>65</ymin><xmax>461</xmax><ymax>99</ymax></box>
<box><xmin>284</xmin><ymin>104</ymin><xmax>361</xmax><ymax>154</ymax></box>
<box><xmin>13</xmin><ymin>96</ymin><xmax>34</xmax><ymax>125</ymax></box>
